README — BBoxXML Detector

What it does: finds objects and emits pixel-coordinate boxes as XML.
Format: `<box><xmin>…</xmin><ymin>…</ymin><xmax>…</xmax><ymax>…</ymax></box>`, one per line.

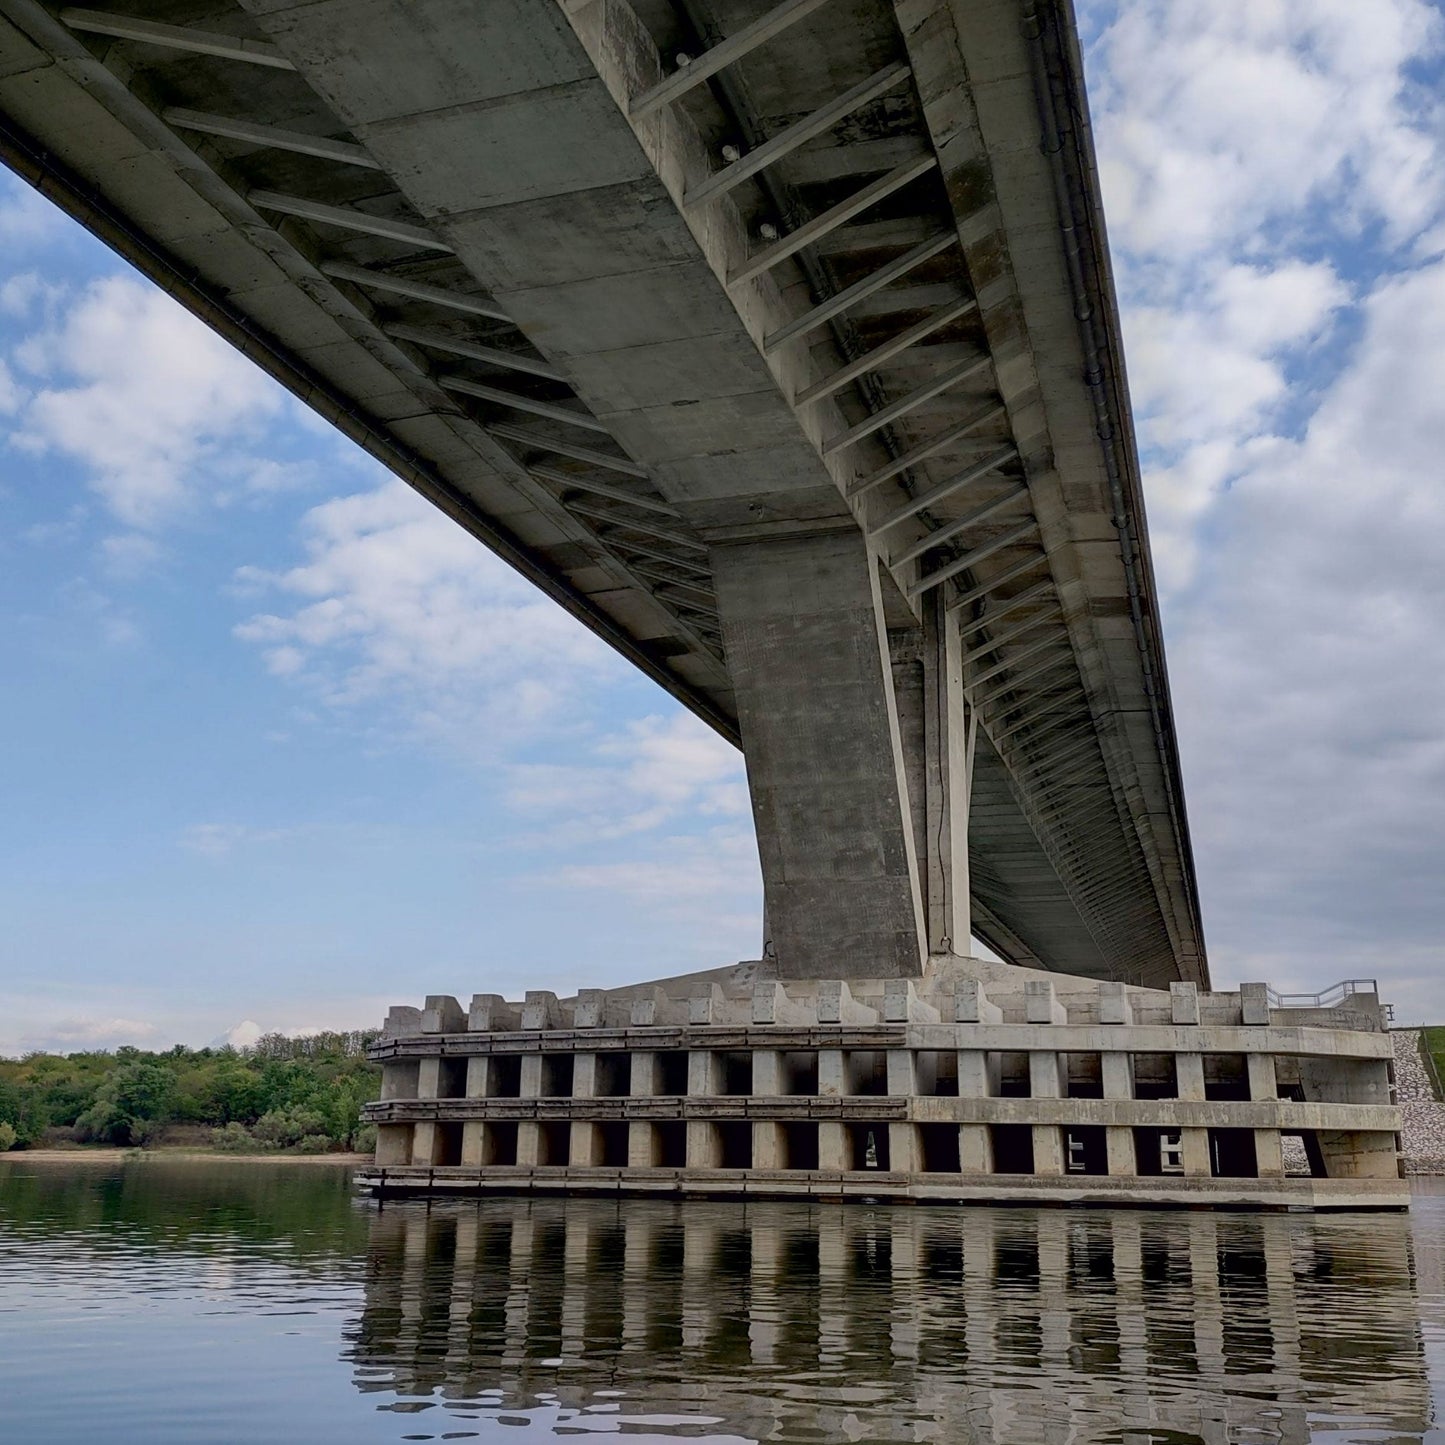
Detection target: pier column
<box><xmin>709</xmin><ymin>531</ymin><xmax>925</xmax><ymax>978</ymax></box>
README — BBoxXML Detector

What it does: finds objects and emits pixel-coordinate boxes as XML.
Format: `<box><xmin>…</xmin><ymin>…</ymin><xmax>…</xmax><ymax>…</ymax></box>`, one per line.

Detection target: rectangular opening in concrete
<box><xmin>845</xmin><ymin>1051</ymin><xmax>888</xmax><ymax>1095</ymax></box>
<box><xmin>437</xmin><ymin>1058</ymin><xmax>468</xmax><ymax>1099</ymax></box>
<box><xmin>782</xmin><ymin>1121</ymin><xmax>819</xmax><ymax>1170</ymax></box>
<box><xmin>655</xmin><ymin>1120</ymin><xmax>687</xmax><ymax>1167</ymax></box>
<box><xmin>484</xmin><ymin>1121</ymin><xmax>518</xmax><ymax>1166</ymax></box>
<box><xmin>657</xmin><ymin>1051</ymin><xmax>689</xmax><ymax>1095</ymax></box>
<box><xmin>1064</xmin><ymin>1053</ymin><xmax>1104</xmax><ymax>1099</ymax></box>
<box><xmin>919</xmin><ymin>1123</ymin><xmax>961</xmax><ymax>1172</ymax></box>
<box><xmin>1065</xmin><ymin>1125</ymin><xmax>1108</xmax><ymax>1175</ymax></box>
<box><xmin>598</xmin><ymin>1121</ymin><xmax>629</xmax><ymax>1167</ymax></box>
<box><xmin>991</xmin><ymin>1052</ymin><xmax>1030</xmax><ymax>1096</ymax></box>
<box><xmin>917</xmin><ymin>1052</ymin><xmax>960</xmax><ymax>1096</ymax></box>
<box><xmin>846</xmin><ymin>1123</ymin><xmax>890</xmax><ymax>1170</ymax></box>
<box><xmin>1131</xmin><ymin>1054</ymin><xmax>1178</xmax><ymax>1099</ymax></box>
<box><xmin>781</xmin><ymin>1051</ymin><xmax>819</xmax><ymax>1095</ymax></box>
<box><xmin>1132</xmin><ymin>1127</ymin><xmax>1184</xmax><ymax>1175</ymax></box>
<box><xmin>435</xmin><ymin>1122</ymin><xmax>464</xmax><ymax>1166</ymax></box>
<box><xmin>488</xmin><ymin>1055</ymin><xmax>522</xmax><ymax>1099</ymax></box>
<box><xmin>717</xmin><ymin>1121</ymin><xmax>753</xmax><ymax>1169</ymax></box>
<box><xmin>540</xmin><ymin>1054</ymin><xmax>575</xmax><ymax>1097</ymax></box>
<box><xmin>538</xmin><ymin>1120</ymin><xmax>571</xmax><ymax>1165</ymax></box>
<box><xmin>989</xmin><ymin>1124</ymin><xmax>1035</xmax><ymax>1173</ymax></box>
<box><xmin>719</xmin><ymin>1051</ymin><xmax>753</xmax><ymax>1096</ymax></box>
<box><xmin>1204</xmin><ymin>1054</ymin><xmax>1251</xmax><ymax>1102</ymax></box>
<box><xmin>1208</xmin><ymin>1127</ymin><xmax>1258</xmax><ymax>1178</ymax></box>
<box><xmin>594</xmin><ymin>1053</ymin><xmax>630</xmax><ymax>1097</ymax></box>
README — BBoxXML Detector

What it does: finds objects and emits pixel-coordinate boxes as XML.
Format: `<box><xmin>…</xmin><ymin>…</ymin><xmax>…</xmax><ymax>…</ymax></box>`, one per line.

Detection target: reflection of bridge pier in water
<box><xmin>348</xmin><ymin>1198</ymin><xmax>1431</xmax><ymax>1441</ymax></box>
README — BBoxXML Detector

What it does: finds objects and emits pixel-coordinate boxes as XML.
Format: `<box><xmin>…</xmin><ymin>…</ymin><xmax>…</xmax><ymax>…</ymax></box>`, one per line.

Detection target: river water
<box><xmin>2</xmin><ymin>1159</ymin><xmax>1444</xmax><ymax>1442</ymax></box>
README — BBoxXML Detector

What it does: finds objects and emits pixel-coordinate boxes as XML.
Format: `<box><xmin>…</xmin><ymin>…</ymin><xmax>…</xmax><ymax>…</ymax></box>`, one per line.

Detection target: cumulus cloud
<box><xmin>10</xmin><ymin>274</ymin><xmax>290</xmax><ymax>529</ymax></box>
<box><xmin>180</xmin><ymin>823</ymin><xmax>298</xmax><ymax>858</ymax></box>
<box><xmin>234</xmin><ymin>478</ymin><xmax>623</xmax><ymax>754</ymax></box>
<box><xmin>1082</xmin><ymin>0</ymin><xmax>1445</xmax><ymax>1008</ymax></box>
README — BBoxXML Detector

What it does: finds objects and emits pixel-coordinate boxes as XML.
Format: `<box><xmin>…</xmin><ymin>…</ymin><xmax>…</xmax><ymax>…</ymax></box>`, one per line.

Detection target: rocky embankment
<box><xmin>1393</xmin><ymin>1029</ymin><xmax>1445</xmax><ymax>1174</ymax></box>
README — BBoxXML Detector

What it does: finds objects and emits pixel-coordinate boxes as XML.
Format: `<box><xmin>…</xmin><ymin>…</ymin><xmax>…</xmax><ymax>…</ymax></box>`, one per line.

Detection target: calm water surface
<box><xmin>3</xmin><ymin>1159</ymin><xmax>1445</xmax><ymax>1443</ymax></box>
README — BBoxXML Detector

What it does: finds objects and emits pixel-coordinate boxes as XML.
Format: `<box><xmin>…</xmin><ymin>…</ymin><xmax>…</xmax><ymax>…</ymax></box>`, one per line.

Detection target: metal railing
<box><xmin>1265</xmin><ymin>979</ymin><xmax>1392</xmax><ymax>1024</ymax></box>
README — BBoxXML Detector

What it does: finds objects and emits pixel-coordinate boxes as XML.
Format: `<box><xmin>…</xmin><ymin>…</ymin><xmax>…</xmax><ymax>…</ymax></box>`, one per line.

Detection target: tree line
<box><xmin>0</xmin><ymin>1032</ymin><xmax>380</xmax><ymax>1154</ymax></box>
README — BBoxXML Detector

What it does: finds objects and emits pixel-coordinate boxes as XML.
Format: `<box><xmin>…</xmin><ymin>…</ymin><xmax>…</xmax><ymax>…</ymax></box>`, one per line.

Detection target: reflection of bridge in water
<box><xmin>349</xmin><ymin>1197</ymin><xmax>1432</xmax><ymax>1442</ymax></box>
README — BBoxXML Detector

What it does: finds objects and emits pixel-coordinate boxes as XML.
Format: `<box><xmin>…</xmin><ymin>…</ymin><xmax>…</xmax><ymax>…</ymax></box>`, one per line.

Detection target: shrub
<box><xmin>253</xmin><ymin>1105</ymin><xmax>330</xmax><ymax>1149</ymax></box>
<box><xmin>351</xmin><ymin>1123</ymin><xmax>377</xmax><ymax>1155</ymax></box>
<box><xmin>210</xmin><ymin>1122</ymin><xmax>260</xmax><ymax>1153</ymax></box>
<box><xmin>291</xmin><ymin>1134</ymin><xmax>333</xmax><ymax>1155</ymax></box>
<box><xmin>0</xmin><ymin>1122</ymin><xmax>16</xmax><ymax>1151</ymax></box>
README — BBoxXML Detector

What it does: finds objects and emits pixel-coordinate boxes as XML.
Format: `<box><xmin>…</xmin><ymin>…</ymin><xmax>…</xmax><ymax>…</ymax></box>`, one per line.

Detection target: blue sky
<box><xmin>3</xmin><ymin>0</ymin><xmax>1445</xmax><ymax>1051</ymax></box>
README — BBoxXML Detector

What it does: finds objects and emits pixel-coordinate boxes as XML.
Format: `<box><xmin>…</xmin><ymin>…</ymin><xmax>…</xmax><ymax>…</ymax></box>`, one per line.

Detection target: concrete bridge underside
<box><xmin>0</xmin><ymin>0</ymin><xmax>1209</xmax><ymax>987</ymax></box>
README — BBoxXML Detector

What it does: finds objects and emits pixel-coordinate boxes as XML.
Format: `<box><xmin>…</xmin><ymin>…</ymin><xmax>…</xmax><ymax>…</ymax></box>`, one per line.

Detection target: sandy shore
<box><xmin>3</xmin><ymin>1149</ymin><xmax>372</xmax><ymax>1166</ymax></box>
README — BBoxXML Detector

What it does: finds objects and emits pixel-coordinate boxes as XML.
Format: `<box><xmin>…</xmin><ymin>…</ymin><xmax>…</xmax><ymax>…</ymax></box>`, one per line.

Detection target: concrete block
<box><xmin>1101</xmin><ymin>1052</ymin><xmax>1132</xmax><ymax>1100</ymax></box>
<box><xmin>422</xmin><ymin>995</ymin><xmax>465</xmax><ymax>1033</ymax></box>
<box><xmin>1255</xmin><ymin>1129</ymin><xmax>1284</xmax><ymax>1179</ymax></box>
<box><xmin>375</xmin><ymin>1124</ymin><xmax>412</xmax><ymax>1166</ymax></box>
<box><xmin>522</xmin><ymin>991</ymin><xmax>560</xmax><ymax>1029</ymax></box>
<box><xmin>569</xmin><ymin>1121</ymin><xmax>601</xmax><ymax>1166</ymax></box>
<box><xmin>520</xmin><ymin>1055</ymin><xmax>544</xmax><ymax>1098</ymax></box>
<box><xmin>887</xmin><ymin>1049</ymin><xmax>917</xmax><ymax>1095</ymax></box>
<box><xmin>959</xmin><ymin>1124</ymin><xmax>991</xmax><ymax>1173</ymax></box>
<box><xmin>1247</xmin><ymin>1053</ymin><xmax>1277</xmax><ymax>1102</ymax></box>
<box><xmin>686</xmin><ymin>1121</ymin><xmax>721</xmax><ymax>1169</ymax></box>
<box><xmin>752</xmin><ymin>1050</ymin><xmax>782</xmax><ymax>1095</ymax></box>
<box><xmin>1025</xmin><ymin>980</ymin><xmax>1066</xmax><ymax>1024</ymax></box>
<box><xmin>383</xmin><ymin>1006</ymin><xmax>423</xmax><ymax>1037</ymax></box>
<box><xmin>753</xmin><ymin>1122</ymin><xmax>785</xmax><ymax>1170</ymax></box>
<box><xmin>957</xmin><ymin>1049</ymin><xmax>990</xmax><ymax>1098</ymax></box>
<box><xmin>1181</xmin><ymin>1127</ymin><xmax>1211</xmax><ymax>1177</ymax></box>
<box><xmin>1029</xmin><ymin>1050</ymin><xmax>1062</xmax><ymax>1098</ymax></box>
<box><xmin>418</xmin><ymin>1058</ymin><xmax>442</xmax><ymax>1099</ymax></box>
<box><xmin>628</xmin><ymin>1121</ymin><xmax>655</xmax><ymax>1168</ymax></box>
<box><xmin>516</xmin><ymin>1121</ymin><xmax>542</xmax><ymax>1167</ymax></box>
<box><xmin>889</xmin><ymin>1122</ymin><xmax>920</xmax><ymax>1173</ymax></box>
<box><xmin>469</xmin><ymin>994</ymin><xmax>516</xmax><ymax>1031</ymax></box>
<box><xmin>1033</xmin><ymin>1124</ymin><xmax>1064</xmax><ymax>1176</ymax></box>
<box><xmin>460</xmin><ymin>1122</ymin><xmax>485</xmax><ymax>1168</ymax></box>
<box><xmin>629</xmin><ymin>1051</ymin><xmax>658</xmax><ymax>1096</ymax></box>
<box><xmin>630</xmin><ymin>988</ymin><xmax>664</xmax><ymax>1025</ymax></box>
<box><xmin>574</xmin><ymin>989</ymin><xmax>607</xmax><ymax>1027</ymax></box>
<box><xmin>688</xmin><ymin>984</ymin><xmax>724</xmax><ymax>1024</ymax></box>
<box><xmin>817</xmin><ymin>1120</ymin><xmax>848</xmax><ymax>1171</ymax></box>
<box><xmin>688</xmin><ymin>1050</ymin><xmax>720</xmax><ymax>1095</ymax></box>
<box><xmin>818</xmin><ymin>979</ymin><xmax>876</xmax><ymax>1023</ymax></box>
<box><xmin>884</xmin><ymin>979</ymin><xmax>940</xmax><ymax>1023</ymax></box>
<box><xmin>1240</xmin><ymin>982</ymin><xmax>1271</xmax><ymax>1026</ymax></box>
<box><xmin>818</xmin><ymin>1049</ymin><xmax>846</xmax><ymax>1097</ymax></box>
<box><xmin>572</xmin><ymin>1053</ymin><xmax>598</xmax><ymax>1099</ymax></box>
<box><xmin>955</xmin><ymin>980</ymin><xmax>1002</xmax><ymax>1024</ymax></box>
<box><xmin>1170</xmin><ymin>982</ymin><xmax>1201</xmax><ymax>1026</ymax></box>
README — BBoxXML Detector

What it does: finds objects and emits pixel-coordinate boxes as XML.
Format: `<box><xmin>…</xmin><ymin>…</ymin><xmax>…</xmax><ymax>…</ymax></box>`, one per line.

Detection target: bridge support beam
<box><xmin>712</xmin><ymin>531</ymin><xmax>978</xmax><ymax>979</ymax></box>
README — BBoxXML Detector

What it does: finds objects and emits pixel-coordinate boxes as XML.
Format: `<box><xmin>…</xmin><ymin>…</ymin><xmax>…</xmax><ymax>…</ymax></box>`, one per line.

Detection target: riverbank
<box><xmin>3</xmin><ymin>1148</ymin><xmax>372</xmax><ymax>1166</ymax></box>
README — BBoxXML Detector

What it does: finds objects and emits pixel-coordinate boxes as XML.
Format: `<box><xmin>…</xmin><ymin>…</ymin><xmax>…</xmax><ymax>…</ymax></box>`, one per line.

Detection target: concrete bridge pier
<box><xmin>710</xmin><ymin>531</ymin><xmax>974</xmax><ymax>978</ymax></box>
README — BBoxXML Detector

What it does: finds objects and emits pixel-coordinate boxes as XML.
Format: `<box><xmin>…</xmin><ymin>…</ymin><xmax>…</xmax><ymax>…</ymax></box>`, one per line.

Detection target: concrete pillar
<box><xmin>1176</xmin><ymin>1053</ymin><xmax>1206</xmax><ymax>1101</ymax></box>
<box><xmin>686</xmin><ymin>1121</ymin><xmax>721</xmax><ymax>1169</ymax></box>
<box><xmin>376</xmin><ymin>1123</ymin><xmax>412</xmax><ymax>1166</ymax></box>
<box><xmin>630</xmin><ymin>1051</ymin><xmax>658</xmax><ymax>1096</ymax></box>
<box><xmin>572</xmin><ymin>1053</ymin><xmax>597</xmax><ymax>1099</ymax></box>
<box><xmin>960</xmin><ymin>1124</ymin><xmax>991</xmax><ymax>1173</ymax></box>
<box><xmin>515</xmin><ymin>1121</ymin><xmax>542</xmax><ymax>1167</ymax></box>
<box><xmin>1182</xmin><ymin>1127</ymin><xmax>1212</xmax><ymax>1177</ymax></box>
<box><xmin>570</xmin><ymin>1120</ymin><xmax>601</xmax><ymax>1166</ymax></box>
<box><xmin>417</xmin><ymin>1057</ymin><xmax>442</xmax><ymax>1099</ymax></box>
<box><xmin>411</xmin><ymin>1121</ymin><xmax>438</xmax><ymax>1164</ymax></box>
<box><xmin>889</xmin><ymin>1122</ymin><xmax>919</xmax><ymax>1173</ymax></box>
<box><xmin>1102</xmin><ymin>1052</ymin><xmax>1132</xmax><ymax>1099</ymax></box>
<box><xmin>887</xmin><ymin>1049</ymin><xmax>917</xmax><ymax>1096</ymax></box>
<box><xmin>1029</xmin><ymin>1051</ymin><xmax>1062</xmax><ymax>1098</ymax></box>
<box><xmin>464</xmin><ymin>1056</ymin><xmax>491</xmax><ymax>1098</ymax></box>
<box><xmin>1247</xmin><ymin>1053</ymin><xmax>1277</xmax><ymax>1101</ymax></box>
<box><xmin>958</xmin><ymin>1049</ymin><xmax>989</xmax><ymax>1097</ymax></box>
<box><xmin>1255</xmin><ymin>1129</ymin><xmax>1285</xmax><ymax>1179</ymax></box>
<box><xmin>754</xmin><ymin>1121</ymin><xmax>785</xmax><ymax>1170</ymax></box>
<box><xmin>519</xmin><ymin>1055</ymin><xmax>543</xmax><ymax>1099</ymax></box>
<box><xmin>688</xmin><ymin>1051</ymin><xmax>720</xmax><ymax>1096</ymax></box>
<box><xmin>1033</xmin><ymin>1125</ymin><xmax>1064</xmax><ymax>1175</ymax></box>
<box><xmin>818</xmin><ymin>1120</ymin><xmax>847</xmax><ymax>1171</ymax></box>
<box><xmin>1106</xmin><ymin>1127</ymin><xmax>1135</xmax><ymax>1176</ymax></box>
<box><xmin>460</xmin><ymin>1122</ymin><xmax>485</xmax><ymax>1167</ymax></box>
<box><xmin>818</xmin><ymin>1049</ymin><xmax>846</xmax><ymax>1097</ymax></box>
<box><xmin>628</xmin><ymin>1121</ymin><xmax>655</xmax><ymax>1168</ymax></box>
<box><xmin>752</xmin><ymin>1050</ymin><xmax>782</xmax><ymax>1095</ymax></box>
<box><xmin>709</xmin><ymin>531</ymin><xmax>925</xmax><ymax>978</ymax></box>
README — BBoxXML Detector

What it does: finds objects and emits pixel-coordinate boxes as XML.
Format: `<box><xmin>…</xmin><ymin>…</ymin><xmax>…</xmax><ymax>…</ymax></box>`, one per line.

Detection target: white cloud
<box><xmin>11</xmin><ymin>274</ymin><xmax>288</xmax><ymax>528</ymax></box>
<box><xmin>211</xmin><ymin>1020</ymin><xmax>264</xmax><ymax>1049</ymax></box>
<box><xmin>234</xmin><ymin>478</ymin><xmax>622</xmax><ymax>753</ymax></box>
<box><xmin>1081</xmin><ymin>1</ymin><xmax>1445</xmax><ymax>996</ymax></box>
<box><xmin>99</xmin><ymin>531</ymin><xmax>163</xmax><ymax>579</ymax></box>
